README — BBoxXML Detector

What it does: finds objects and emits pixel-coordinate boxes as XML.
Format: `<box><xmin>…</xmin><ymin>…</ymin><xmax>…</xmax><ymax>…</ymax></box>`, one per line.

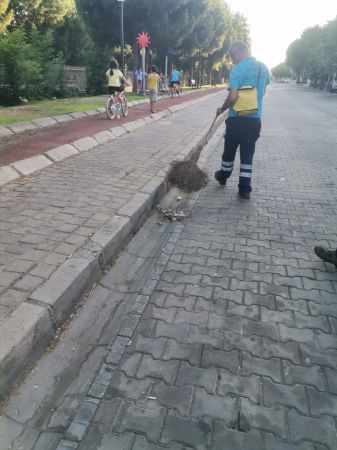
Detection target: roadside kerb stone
<box><xmin>134</xmin><ymin>118</ymin><xmax>147</xmax><ymax>128</ymax></box>
<box><xmin>122</xmin><ymin>121</ymin><xmax>139</xmax><ymax>133</ymax></box>
<box><xmin>29</xmin><ymin>255</ymin><xmax>102</xmax><ymax>327</ymax></box>
<box><xmin>85</xmin><ymin>109</ymin><xmax>99</xmax><ymax>116</ymax></box>
<box><xmin>10</xmin><ymin>154</ymin><xmax>53</xmax><ymax>176</ymax></box>
<box><xmin>7</xmin><ymin>121</ymin><xmax>37</xmax><ymax>133</ymax></box>
<box><xmin>142</xmin><ymin>116</ymin><xmax>155</xmax><ymax>125</ymax></box>
<box><xmin>91</xmin><ymin>215</ymin><xmax>132</xmax><ymax>266</ymax></box>
<box><xmin>55</xmin><ymin>440</ymin><xmax>78</xmax><ymax>450</ymax></box>
<box><xmin>0</xmin><ymin>166</ymin><xmax>19</xmax><ymax>187</ymax></box>
<box><xmin>72</xmin><ymin>137</ymin><xmax>99</xmax><ymax>152</ymax></box>
<box><xmin>52</xmin><ymin>114</ymin><xmax>74</xmax><ymax>123</ymax></box>
<box><xmin>140</xmin><ymin>176</ymin><xmax>166</xmax><ymax>204</ymax></box>
<box><xmin>70</xmin><ymin>112</ymin><xmax>87</xmax><ymax>119</ymax></box>
<box><xmin>0</xmin><ymin>126</ymin><xmax>13</xmax><ymax>136</ymax></box>
<box><xmin>92</xmin><ymin>130</ymin><xmax>114</xmax><ymax>144</ymax></box>
<box><xmin>118</xmin><ymin>192</ymin><xmax>152</xmax><ymax>225</ymax></box>
<box><xmin>151</xmin><ymin>110</ymin><xmax>170</xmax><ymax>121</ymax></box>
<box><xmin>45</xmin><ymin>144</ymin><xmax>79</xmax><ymax>162</ymax></box>
<box><xmin>31</xmin><ymin>117</ymin><xmax>58</xmax><ymax>128</ymax></box>
<box><xmin>108</xmin><ymin>126</ymin><xmax>127</xmax><ymax>138</ymax></box>
<box><xmin>0</xmin><ymin>302</ymin><xmax>54</xmax><ymax>399</ymax></box>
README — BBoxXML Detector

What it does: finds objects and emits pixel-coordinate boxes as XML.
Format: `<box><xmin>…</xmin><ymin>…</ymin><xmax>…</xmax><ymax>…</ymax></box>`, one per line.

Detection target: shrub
<box><xmin>0</xmin><ymin>27</ymin><xmax>66</xmax><ymax>105</ymax></box>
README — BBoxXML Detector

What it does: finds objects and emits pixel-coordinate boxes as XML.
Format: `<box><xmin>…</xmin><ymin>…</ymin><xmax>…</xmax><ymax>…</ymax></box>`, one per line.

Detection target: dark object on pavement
<box><xmin>167</xmin><ymin>115</ymin><xmax>222</xmax><ymax>193</ymax></box>
<box><xmin>215</xmin><ymin>170</ymin><xmax>227</xmax><ymax>185</ymax></box>
<box><xmin>314</xmin><ymin>246</ymin><xmax>337</xmax><ymax>268</ymax></box>
<box><xmin>239</xmin><ymin>191</ymin><xmax>250</xmax><ymax>199</ymax></box>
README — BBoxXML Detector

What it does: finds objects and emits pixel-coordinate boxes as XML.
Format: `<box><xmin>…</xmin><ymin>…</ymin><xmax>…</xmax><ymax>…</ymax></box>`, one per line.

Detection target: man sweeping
<box><xmin>215</xmin><ymin>41</ymin><xmax>270</xmax><ymax>199</ymax></box>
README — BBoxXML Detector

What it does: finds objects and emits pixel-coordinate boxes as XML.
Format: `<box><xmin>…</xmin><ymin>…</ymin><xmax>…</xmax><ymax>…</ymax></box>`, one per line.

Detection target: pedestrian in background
<box><xmin>215</xmin><ymin>41</ymin><xmax>270</xmax><ymax>199</ymax></box>
<box><xmin>135</xmin><ymin>67</ymin><xmax>143</xmax><ymax>94</ymax></box>
<box><xmin>148</xmin><ymin>65</ymin><xmax>160</xmax><ymax>113</ymax></box>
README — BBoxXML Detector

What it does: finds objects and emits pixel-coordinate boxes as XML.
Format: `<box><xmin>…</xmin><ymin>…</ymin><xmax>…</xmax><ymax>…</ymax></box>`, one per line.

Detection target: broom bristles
<box><xmin>166</xmin><ymin>114</ymin><xmax>222</xmax><ymax>193</ymax></box>
<box><xmin>167</xmin><ymin>159</ymin><xmax>208</xmax><ymax>193</ymax></box>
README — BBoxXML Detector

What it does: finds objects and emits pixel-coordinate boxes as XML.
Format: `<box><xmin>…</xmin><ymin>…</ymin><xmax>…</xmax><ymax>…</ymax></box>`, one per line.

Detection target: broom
<box><xmin>167</xmin><ymin>113</ymin><xmax>224</xmax><ymax>193</ymax></box>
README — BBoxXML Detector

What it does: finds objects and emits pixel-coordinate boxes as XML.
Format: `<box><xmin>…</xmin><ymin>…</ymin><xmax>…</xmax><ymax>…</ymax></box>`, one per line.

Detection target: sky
<box><xmin>228</xmin><ymin>0</ymin><xmax>337</xmax><ymax>69</ymax></box>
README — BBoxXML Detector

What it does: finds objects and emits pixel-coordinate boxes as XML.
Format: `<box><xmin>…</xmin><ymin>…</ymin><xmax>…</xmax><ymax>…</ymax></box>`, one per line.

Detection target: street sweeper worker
<box><xmin>214</xmin><ymin>41</ymin><xmax>270</xmax><ymax>199</ymax></box>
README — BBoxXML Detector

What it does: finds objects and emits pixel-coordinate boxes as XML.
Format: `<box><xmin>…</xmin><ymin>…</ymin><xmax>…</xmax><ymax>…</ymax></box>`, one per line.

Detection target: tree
<box><xmin>0</xmin><ymin>27</ymin><xmax>65</xmax><ymax>104</ymax></box>
<box><xmin>1</xmin><ymin>0</ymin><xmax>76</xmax><ymax>33</ymax></box>
<box><xmin>0</xmin><ymin>0</ymin><xmax>13</xmax><ymax>32</ymax></box>
<box><xmin>324</xmin><ymin>18</ymin><xmax>337</xmax><ymax>80</ymax></box>
<box><xmin>54</xmin><ymin>14</ymin><xmax>91</xmax><ymax>65</ymax></box>
<box><xmin>271</xmin><ymin>63</ymin><xmax>292</xmax><ymax>80</ymax></box>
<box><xmin>286</xmin><ymin>18</ymin><xmax>337</xmax><ymax>88</ymax></box>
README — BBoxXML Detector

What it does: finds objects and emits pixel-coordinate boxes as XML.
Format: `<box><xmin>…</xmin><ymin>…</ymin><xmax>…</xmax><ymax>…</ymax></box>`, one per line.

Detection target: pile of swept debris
<box><xmin>156</xmin><ymin>207</ymin><xmax>189</xmax><ymax>223</ymax></box>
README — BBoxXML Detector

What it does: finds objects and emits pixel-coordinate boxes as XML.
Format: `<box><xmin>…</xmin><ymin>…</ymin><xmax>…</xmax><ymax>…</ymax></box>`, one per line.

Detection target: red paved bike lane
<box><xmin>0</xmin><ymin>88</ymin><xmax>223</xmax><ymax>166</ymax></box>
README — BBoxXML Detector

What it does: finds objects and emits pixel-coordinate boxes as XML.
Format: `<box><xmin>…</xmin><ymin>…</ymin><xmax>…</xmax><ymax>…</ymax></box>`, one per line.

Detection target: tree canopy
<box><xmin>284</xmin><ymin>17</ymin><xmax>337</xmax><ymax>86</ymax></box>
<box><xmin>0</xmin><ymin>0</ymin><xmax>252</xmax><ymax>100</ymax></box>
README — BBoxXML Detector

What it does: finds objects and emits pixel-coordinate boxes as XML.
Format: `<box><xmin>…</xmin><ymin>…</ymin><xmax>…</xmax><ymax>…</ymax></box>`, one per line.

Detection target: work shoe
<box><xmin>238</xmin><ymin>191</ymin><xmax>250</xmax><ymax>200</ymax></box>
<box><xmin>214</xmin><ymin>170</ymin><xmax>227</xmax><ymax>186</ymax></box>
<box><xmin>314</xmin><ymin>246</ymin><xmax>337</xmax><ymax>267</ymax></box>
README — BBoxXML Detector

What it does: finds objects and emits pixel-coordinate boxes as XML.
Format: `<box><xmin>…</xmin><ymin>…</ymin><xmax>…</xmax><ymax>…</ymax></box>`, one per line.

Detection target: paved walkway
<box><xmin>69</xmin><ymin>85</ymin><xmax>337</xmax><ymax>450</ymax></box>
<box><xmin>0</xmin><ymin>92</ymin><xmax>221</xmax><ymax>328</ymax></box>
<box><xmin>1</xmin><ymin>84</ymin><xmax>337</xmax><ymax>449</ymax></box>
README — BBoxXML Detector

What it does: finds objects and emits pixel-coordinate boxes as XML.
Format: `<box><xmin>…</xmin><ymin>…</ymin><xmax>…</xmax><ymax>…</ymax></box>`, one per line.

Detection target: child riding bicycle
<box><xmin>106</xmin><ymin>59</ymin><xmax>130</xmax><ymax>99</ymax></box>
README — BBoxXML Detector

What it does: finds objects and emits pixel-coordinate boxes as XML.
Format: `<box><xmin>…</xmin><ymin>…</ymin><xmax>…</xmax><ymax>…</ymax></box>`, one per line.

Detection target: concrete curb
<box><xmin>0</xmin><ymin>91</ymin><xmax>219</xmax><ymax>188</ymax></box>
<box><xmin>0</xmin><ymin>92</ymin><xmax>222</xmax><ymax>398</ymax></box>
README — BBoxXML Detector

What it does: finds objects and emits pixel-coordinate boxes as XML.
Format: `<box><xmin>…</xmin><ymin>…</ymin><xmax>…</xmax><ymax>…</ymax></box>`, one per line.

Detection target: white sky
<box><xmin>228</xmin><ymin>0</ymin><xmax>337</xmax><ymax>69</ymax></box>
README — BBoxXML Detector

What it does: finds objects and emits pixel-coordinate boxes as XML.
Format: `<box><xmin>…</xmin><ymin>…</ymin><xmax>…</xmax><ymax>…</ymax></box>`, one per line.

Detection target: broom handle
<box><xmin>201</xmin><ymin>111</ymin><xmax>227</xmax><ymax>147</ymax></box>
<box><xmin>190</xmin><ymin>111</ymin><xmax>227</xmax><ymax>163</ymax></box>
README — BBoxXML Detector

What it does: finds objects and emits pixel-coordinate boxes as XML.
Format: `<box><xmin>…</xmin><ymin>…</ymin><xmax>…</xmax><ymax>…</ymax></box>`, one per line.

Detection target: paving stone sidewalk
<box><xmin>0</xmin><ymin>93</ymin><xmax>220</xmax><ymax>329</ymax></box>
<box><xmin>2</xmin><ymin>84</ymin><xmax>337</xmax><ymax>450</ymax></box>
<box><xmin>58</xmin><ymin>85</ymin><xmax>337</xmax><ymax>449</ymax></box>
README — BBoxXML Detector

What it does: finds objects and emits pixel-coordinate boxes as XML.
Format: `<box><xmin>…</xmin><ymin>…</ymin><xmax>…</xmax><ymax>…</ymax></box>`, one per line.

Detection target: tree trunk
<box><xmin>132</xmin><ymin>40</ymin><xmax>138</xmax><ymax>93</ymax></box>
<box><xmin>189</xmin><ymin>57</ymin><xmax>194</xmax><ymax>84</ymax></box>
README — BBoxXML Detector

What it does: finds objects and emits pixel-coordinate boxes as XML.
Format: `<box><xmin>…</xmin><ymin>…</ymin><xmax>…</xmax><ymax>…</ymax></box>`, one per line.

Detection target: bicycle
<box><xmin>170</xmin><ymin>82</ymin><xmax>181</xmax><ymax>98</ymax></box>
<box><xmin>106</xmin><ymin>91</ymin><xmax>128</xmax><ymax>120</ymax></box>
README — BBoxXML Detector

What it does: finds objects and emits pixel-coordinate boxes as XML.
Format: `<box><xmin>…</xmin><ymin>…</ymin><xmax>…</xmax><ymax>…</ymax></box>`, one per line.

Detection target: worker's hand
<box><xmin>216</xmin><ymin>107</ymin><xmax>223</xmax><ymax>116</ymax></box>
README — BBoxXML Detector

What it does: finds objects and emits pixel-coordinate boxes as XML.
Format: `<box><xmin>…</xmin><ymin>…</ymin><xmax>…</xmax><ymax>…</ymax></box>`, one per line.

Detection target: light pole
<box><xmin>117</xmin><ymin>0</ymin><xmax>125</xmax><ymax>74</ymax></box>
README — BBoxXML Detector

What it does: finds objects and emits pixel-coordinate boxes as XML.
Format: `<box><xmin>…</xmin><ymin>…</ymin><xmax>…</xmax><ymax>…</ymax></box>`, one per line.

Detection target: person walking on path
<box><xmin>147</xmin><ymin>65</ymin><xmax>160</xmax><ymax>113</ymax></box>
<box><xmin>215</xmin><ymin>41</ymin><xmax>270</xmax><ymax>199</ymax></box>
<box><xmin>135</xmin><ymin>67</ymin><xmax>143</xmax><ymax>94</ymax></box>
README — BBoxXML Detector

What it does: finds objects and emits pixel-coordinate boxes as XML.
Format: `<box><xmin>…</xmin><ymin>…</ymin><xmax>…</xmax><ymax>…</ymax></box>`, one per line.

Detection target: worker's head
<box><xmin>228</xmin><ymin>41</ymin><xmax>250</xmax><ymax>64</ymax></box>
<box><xmin>150</xmin><ymin>65</ymin><xmax>157</xmax><ymax>73</ymax></box>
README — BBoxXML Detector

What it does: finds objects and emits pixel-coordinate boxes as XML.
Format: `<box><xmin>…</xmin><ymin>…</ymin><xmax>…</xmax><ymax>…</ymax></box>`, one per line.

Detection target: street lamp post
<box><xmin>117</xmin><ymin>0</ymin><xmax>125</xmax><ymax>74</ymax></box>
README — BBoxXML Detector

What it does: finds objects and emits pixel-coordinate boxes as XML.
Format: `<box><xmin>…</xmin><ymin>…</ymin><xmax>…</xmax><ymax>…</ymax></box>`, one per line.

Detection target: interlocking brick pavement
<box><xmin>70</xmin><ymin>85</ymin><xmax>337</xmax><ymax>449</ymax></box>
<box><xmin>2</xmin><ymin>84</ymin><xmax>337</xmax><ymax>449</ymax></box>
<box><xmin>0</xmin><ymin>93</ymin><xmax>219</xmax><ymax>327</ymax></box>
